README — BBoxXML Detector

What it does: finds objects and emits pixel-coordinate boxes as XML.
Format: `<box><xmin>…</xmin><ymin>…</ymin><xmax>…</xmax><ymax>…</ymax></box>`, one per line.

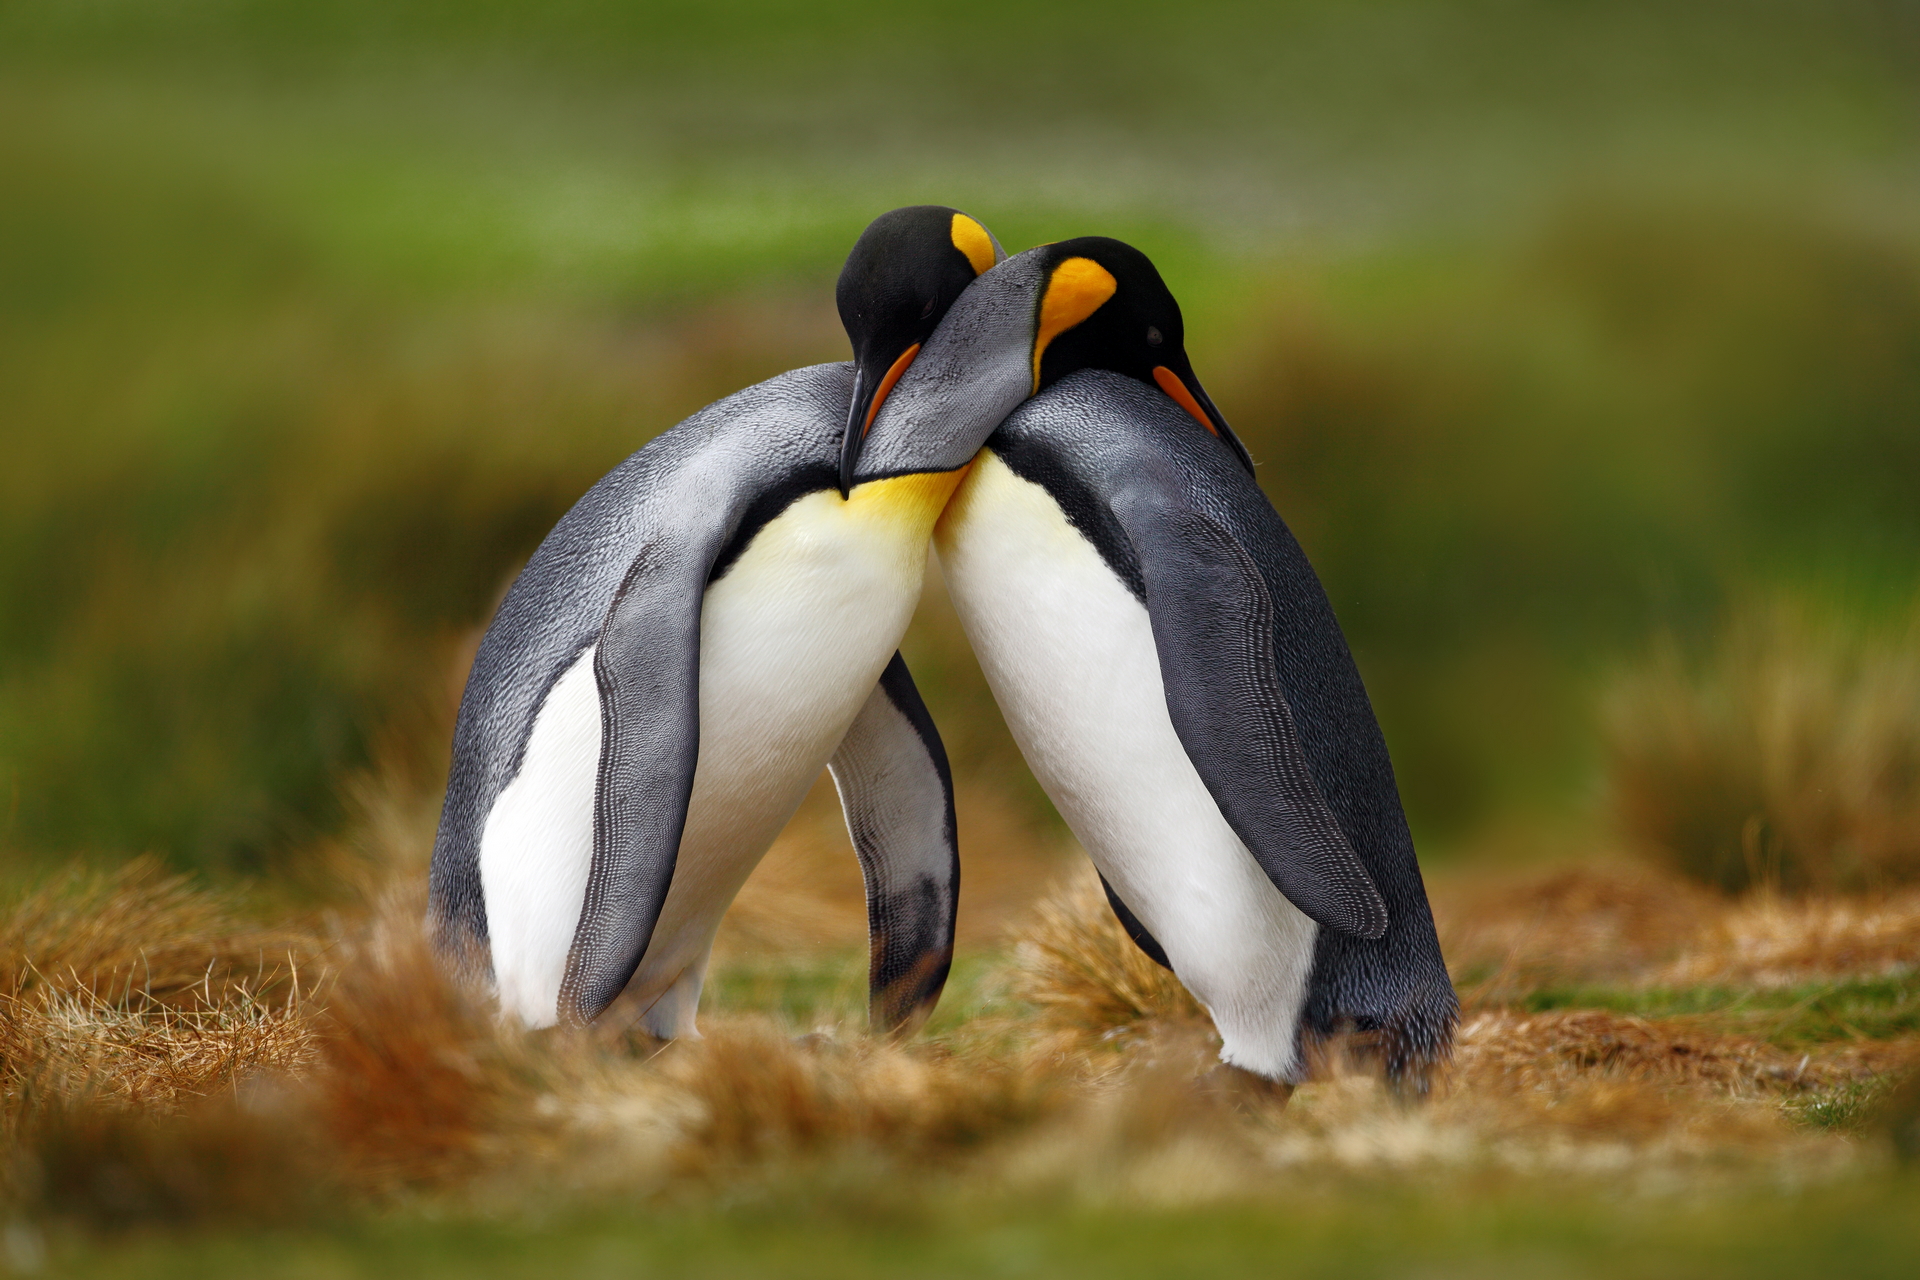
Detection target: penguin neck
<box><xmin>843</xmin><ymin>465</ymin><xmax>974</xmax><ymax>540</ymax></box>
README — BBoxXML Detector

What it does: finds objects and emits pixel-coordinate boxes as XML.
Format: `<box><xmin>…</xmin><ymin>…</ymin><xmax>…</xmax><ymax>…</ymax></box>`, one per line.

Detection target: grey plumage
<box><xmin>1112</xmin><ymin>469</ymin><xmax>1389</xmax><ymax>941</ymax></box>
<box><xmin>428</xmin><ymin>362</ymin><xmax>963</xmax><ymax>1030</ymax></box>
<box><xmin>430</xmin><ymin>366</ymin><xmax>844</xmax><ymax>966</ymax></box>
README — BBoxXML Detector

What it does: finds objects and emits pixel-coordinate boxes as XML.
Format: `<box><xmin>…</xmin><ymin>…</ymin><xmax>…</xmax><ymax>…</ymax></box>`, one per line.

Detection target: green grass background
<box><xmin>36</xmin><ymin>1179</ymin><xmax>1920</xmax><ymax>1279</ymax></box>
<box><xmin>9</xmin><ymin>0</ymin><xmax>1920</xmax><ymax>874</ymax></box>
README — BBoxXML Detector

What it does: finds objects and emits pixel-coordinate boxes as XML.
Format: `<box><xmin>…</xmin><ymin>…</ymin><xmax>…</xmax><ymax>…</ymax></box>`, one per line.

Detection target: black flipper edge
<box><xmin>828</xmin><ymin>652</ymin><xmax>960</xmax><ymax>1035</ymax></box>
<box><xmin>1100</xmin><ymin>874</ymin><xmax>1172</xmax><ymax>970</ymax></box>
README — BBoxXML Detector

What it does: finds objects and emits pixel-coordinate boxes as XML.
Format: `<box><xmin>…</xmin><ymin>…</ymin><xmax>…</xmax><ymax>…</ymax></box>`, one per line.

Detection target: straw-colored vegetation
<box><xmin>0</xmin><ymin>862</ymin><xmax>319</xmax><ymax>1120</ymax></box>
<box><xmin>3</xmin><ymin>789</ymin><xmax>1915</xmax><ymax>1244</ymax></box>
<box><xmin>1606</xmin><ymin>598</ymin><xmax>1920</xmax><ymax>893</ymax></box>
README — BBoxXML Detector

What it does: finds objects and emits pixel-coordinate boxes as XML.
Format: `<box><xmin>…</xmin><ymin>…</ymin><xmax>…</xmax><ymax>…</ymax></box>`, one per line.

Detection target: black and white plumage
<box><xmin>934</xmin><ymin>239</ymin><xmax>1456</xmax><ymax>1086</ymax></box>
<box><xmin>428</xmin><ymin>207</ymin><xmax>1026</xmax><ymax>1035</ymax></box>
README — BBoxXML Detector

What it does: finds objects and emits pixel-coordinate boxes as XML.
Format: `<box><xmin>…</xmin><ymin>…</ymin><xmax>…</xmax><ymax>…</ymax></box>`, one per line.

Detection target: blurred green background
<box><xmin>4</xmin><ymin>0</ymin><xmax>1920</xmax><ymax>879</ymax></box>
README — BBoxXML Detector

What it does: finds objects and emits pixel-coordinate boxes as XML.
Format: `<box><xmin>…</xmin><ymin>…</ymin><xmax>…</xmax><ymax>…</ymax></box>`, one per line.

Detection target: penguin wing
<box><xmin>556</xmin><ymin>539</ymin><xmax>710</xmax><ymax>1025</ymax></box>
<box><xmin>828</xmin><ymin>652</ymin><xmax>959</xmax><ymax>1034</ymax></box>
<box><xmin>1115</xmin><ymin>488</ymin><xmax>1390</xmax><ymax>940</ymax></box>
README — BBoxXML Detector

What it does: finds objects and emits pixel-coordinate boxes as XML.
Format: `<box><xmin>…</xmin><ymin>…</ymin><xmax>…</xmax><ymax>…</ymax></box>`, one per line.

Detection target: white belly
<box><xmin>935</xmin><ymin>450</ymin><xmax>1318</xmax><ymax>1079</ymax></box>
<box><xmin>480</xmin><ymin>472</ymin><xmax>960</xmax><ymax>1030</ymax></box>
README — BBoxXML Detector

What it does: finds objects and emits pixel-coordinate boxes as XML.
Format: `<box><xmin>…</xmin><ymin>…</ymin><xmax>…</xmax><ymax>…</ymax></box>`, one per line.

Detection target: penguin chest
<box><xmin>935</xmin><ymin>450</ymin><xmax>1317</xmax><ymax>1077</ymax></box>
<box><xmin>628</xmin><ymin>471</ymin><xmax>971</xmax><ymax>999</ymax></box>
<box><xmin>679</xmin><ymin>473</ymin><xmax>959</xmax><ymax>856</ymax></box>
<box><xmin>477</xmin><ymin>470</ymin><xmax>960</xmax><ymax>1028</ymax></box>
<box><xmin>933</xmin><ymin>451</ymin><xmax>1212</xmax><ymax>869</ymax></box>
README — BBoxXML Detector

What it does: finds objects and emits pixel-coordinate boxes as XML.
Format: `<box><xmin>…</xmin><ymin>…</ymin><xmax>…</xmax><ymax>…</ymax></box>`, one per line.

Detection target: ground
<box><xmin>3</xmin><ymin>771</ymin><xmax>1916</xmax><ymax>1277</ymax></box>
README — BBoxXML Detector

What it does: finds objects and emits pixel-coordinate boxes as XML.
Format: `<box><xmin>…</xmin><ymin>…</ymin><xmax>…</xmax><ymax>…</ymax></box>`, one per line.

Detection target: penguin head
<box><xmin>1026</xmin><ymin>237</ymin><xmax>1255</xmax><ymax>475</ymax></box>
<box><xmin>844</xmin><ymin>232</ymin><xmax>1252</xmax><ymax>486</ymax></box>
<box><xmin>836</xmin><ymin>205</ymin><xmax>1005</xmax><ymax>495</ymax></box>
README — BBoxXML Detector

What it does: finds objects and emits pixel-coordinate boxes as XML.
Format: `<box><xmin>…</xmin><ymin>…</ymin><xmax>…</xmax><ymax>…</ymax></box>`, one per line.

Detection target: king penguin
<box><xmin>932</xmin><ymin>238</ymin><xmax>1458</xmax><ymax>1089</ymax></box>
<box><xmin>428</xmin><ymin>206</ymin><xmax>1035</xmax><ymax>1037</ymax></box>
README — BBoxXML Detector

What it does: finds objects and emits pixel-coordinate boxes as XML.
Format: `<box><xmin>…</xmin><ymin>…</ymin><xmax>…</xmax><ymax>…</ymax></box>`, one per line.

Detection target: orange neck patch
<box><xmin>1032</xmin><ymin>257</ymin><xmax>1117</xmax><ymax>391</ymax></box>
<box><xmin>949</xmin><ymin>214</ymin><xmax>997</xmax><ymax>276</ymax></box>
<box><xmin>1153</xmin><ymin>366</ymin><xmax>1218</xmax><ymax>436</ymax></box>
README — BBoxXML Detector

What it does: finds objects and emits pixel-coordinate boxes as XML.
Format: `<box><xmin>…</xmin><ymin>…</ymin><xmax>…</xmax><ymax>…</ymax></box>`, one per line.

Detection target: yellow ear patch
<box><xmin>1032</xmin><ymin>257</ymin><xmax>1117</xmax><ymax>391</ymax></box>
<box><xmin>949</xmin><ymin>214</ymin><xmax>998</xmax><ymax>276</ymax></box>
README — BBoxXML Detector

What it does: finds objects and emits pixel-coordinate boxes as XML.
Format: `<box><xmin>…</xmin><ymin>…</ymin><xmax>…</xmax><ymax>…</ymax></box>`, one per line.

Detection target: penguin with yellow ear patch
<box><xmin>932</xmin><ymin>238</ymin><xmax>1457</xmax><ymax>1090</ymax></box>
<box><xmin>429</xmin><ymin>206</ymin><xmax>1020</xmax><ymax>1037</ymax></box>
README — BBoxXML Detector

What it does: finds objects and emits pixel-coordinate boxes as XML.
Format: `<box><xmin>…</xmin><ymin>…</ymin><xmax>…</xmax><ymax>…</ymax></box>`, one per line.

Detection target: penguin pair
<box><xmin>429</xmin><ymin>208</ymin><xmax>1456</xmax><ymax>1088</ymax></box>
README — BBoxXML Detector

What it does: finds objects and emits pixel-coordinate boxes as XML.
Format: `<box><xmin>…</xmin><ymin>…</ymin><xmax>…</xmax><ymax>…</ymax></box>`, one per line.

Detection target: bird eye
<box><xmin>920</xmin><ymin>297</ymin><xmax>937</xmax><ymax>320</ymax></box>
<box><xmin>1146</xmin><ymin>326</ymin><xmax>1163</xmax><ymax>346</ymax></box>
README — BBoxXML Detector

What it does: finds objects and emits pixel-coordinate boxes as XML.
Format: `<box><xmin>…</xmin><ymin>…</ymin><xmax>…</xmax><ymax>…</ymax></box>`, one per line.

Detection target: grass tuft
<box><xmin>1605</xmin><ymin>596</ymin><xmax>1920</xmax><ymax>893</ymax></box>
<box><xmin>311</xmin><ymin>884</ymin><xmax>536</xmax><ymax>1192</ymax></box>
<box><xmin>658</xmin><ymin>1018</ymin><xmax>1056</xmax><ymax>1172</ymax></box>
<box><xmin>0</xmin><ymin>985</ymin><xmax>316</xmax><ymax>1113</ymax></box>
<box><xmin>1005</xmin><ymin>866</ymin><xmax>1205</xmax><ymax>1058</ymax></box>
<box><xmin>0</xmin><ymin>857</ymin><xmax>317</xmax><ymax>1011</ymax></box>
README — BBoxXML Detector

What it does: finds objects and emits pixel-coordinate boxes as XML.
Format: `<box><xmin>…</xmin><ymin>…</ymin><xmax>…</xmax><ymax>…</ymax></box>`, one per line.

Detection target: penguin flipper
<box><xmin>1119</xmin><ymin>495</ymin><xmax>1389</xmax><ymax>940</ymax></box>
<box><xmin>557</xmin><ymin>541</ymin><xmax>707</xmax><ymax>1025</ymax></box>
<box><xmin>829</xmin><ymin>652</ymin><xmax>959</xmax><ymax>1035</ymax></box>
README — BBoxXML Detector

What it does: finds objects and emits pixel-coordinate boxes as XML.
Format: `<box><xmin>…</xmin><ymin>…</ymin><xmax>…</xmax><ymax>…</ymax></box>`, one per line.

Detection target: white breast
<box><xmin>935</xmin><ymin>450</ymin><xmax>1318</xmax><ymax>1080</ymax></box>
<box><xmin>480</xmin><ymin>475</ymin><xmax>953</xmax><ymax>1030</ymax></box>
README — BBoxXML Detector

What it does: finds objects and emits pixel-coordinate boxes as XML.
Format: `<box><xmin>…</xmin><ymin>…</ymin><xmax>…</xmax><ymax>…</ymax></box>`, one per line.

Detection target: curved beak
<box><xmin>841</xmin><ymin>249</ymin><xmax>1051</xmax><ymax>487</ymax></box>
<box><xmin>1153</xmin><ymin>364</ymin><xmax>1255</xmax><ymax>476</ymax></box>
<box><xmin>1186</xmin><ymin>375</ymin><xmax>1256</xmax><ymax>477</ymax></box>
<box><xmin>839</xmin><ymin>342</ymin><xmax>922</xmax><ymax>497</ymax></box>
<box><xmin>837</xmin><ymin>364</ymin><xmax>868</xmax><ymax>499</ymax></box>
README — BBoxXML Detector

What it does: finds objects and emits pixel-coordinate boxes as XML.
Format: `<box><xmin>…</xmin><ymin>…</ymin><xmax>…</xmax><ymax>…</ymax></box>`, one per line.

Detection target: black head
<box><xmin>1028</xmin><ymin>236</ymin><xmax>1254</xmax><ymax>475</ymax></box>
<box><xmin>835</xmin><ymin>205</ymin><xmax>1003</xmax><ymax>494</ymax></box>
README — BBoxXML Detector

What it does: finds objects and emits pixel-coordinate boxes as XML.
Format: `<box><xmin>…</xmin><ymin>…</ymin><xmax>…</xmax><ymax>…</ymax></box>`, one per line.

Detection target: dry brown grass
<box><xmin>310</xmin><ymin>885</ymin><xmax>528</xmax><ymax>1190</ymax></box>
<box><xmin>656</xmin><ymin>1017</ymin><xmax>1058</xmax><ymax>1172</ymax></box>
<box><xmin>1653</xmin><ymin>887</ymin><xmax>1920</xmax><ymax>989</ymax></box>
<box><xmin>1434</xmin><ymin>859</ymin><xmax>1920</xmax><ymax>994</ymax></box>
<box><xmin>6</xmin><ymin>800</ymin><xmax>1920</xmax><ymax>1227</ymax></box>
<box><xmin>1229</xmin><ymin>1006</ymin><xmax>1901</xmax><ymax>1180</ymax></box>
<box><xmin>0</xmin><ymin>858</ymin><xmax>318</xmax><ymax>1010</ymax></box>
<box><xmin>0</xmin><ymin>861</ymin><xmax>328</xmax><ymax>1224</ymax></box>
<box><xmin>1267</xmin><ymin>1071</ymin><xmax>1816</xmax><ymax>1177</ymax></box>
<box><xmin>991</xmin><ymin>860</ymin><xmax>1920</xmax><ymax>1183</ymax></box>
<box><xmin>1436</xmin><ymin>861</ymin><xmax>1719</xmax><ymax>993</ymax></box>
<box><xmin>0</xmin><ymin>987</ymin><xmax>315</xmax><ymax>1112</ymax></box>
<box><xmin>1006</xmin><ymin>866</ymin><xmax>1205</xmax><ymax>1058</ymax></box>
<box><xmin>1455</xmin><ymin>1008</ymin><xmax>1883</xmax><ymax>1096</ymax></box>
<box><xmin>1605</xmin><ymin>596</ymin><xmax>1920</xmax><ymax>893</ymax></box>
<box><xmin>0</xmin><ymin>858</ymin><xmax>320</xmax><ymax>1129</ymax></box>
